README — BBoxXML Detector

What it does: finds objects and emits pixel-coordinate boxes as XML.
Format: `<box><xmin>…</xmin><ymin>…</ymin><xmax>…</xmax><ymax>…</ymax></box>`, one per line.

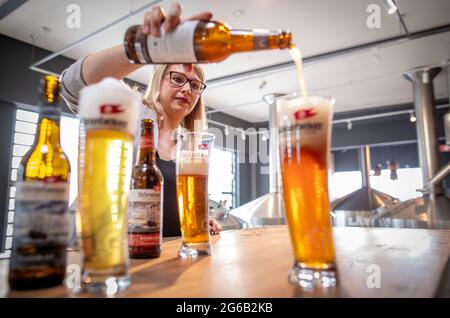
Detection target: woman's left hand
<box><xmin>142</xmin><ymin>3</ymin><xmax>212</xmax><ymax>37</ymax></box>
<box><xmin>209</xmin><ymin>219</ymin><xmax>222</xmax><ymax>235</ymax></box>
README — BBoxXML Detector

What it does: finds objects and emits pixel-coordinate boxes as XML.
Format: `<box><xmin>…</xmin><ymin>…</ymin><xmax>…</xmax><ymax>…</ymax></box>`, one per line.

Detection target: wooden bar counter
<box><xmin>1</xmin><ymin>226</ymin><xmax>450</xmax><ymax>298</ymax></box>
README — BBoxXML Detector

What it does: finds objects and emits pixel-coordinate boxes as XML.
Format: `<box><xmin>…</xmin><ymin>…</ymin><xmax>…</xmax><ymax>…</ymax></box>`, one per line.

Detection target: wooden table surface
<box><xmin>1</xmin><ymin>226</ymin><xmax>450</xmax><ymax>298</ymax></box>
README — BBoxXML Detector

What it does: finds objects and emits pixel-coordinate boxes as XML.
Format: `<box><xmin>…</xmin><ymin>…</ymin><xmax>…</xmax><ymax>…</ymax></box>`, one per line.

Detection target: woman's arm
<box><xmin>81</xmin><ymin>3</ymin><xmax>212</xmax><ymax>85</ymax></box>
<box><xmin>81</xmin><ymin>4</ymin><xmax>179</xmax><ymax>84</ymax></box>
<box><xmin>82</xmin><ymin>45</ymin><xmax>142</xmax><ymax>85</ymax></box>
<box><xmin>60</xmin><ymin>3</ymin><xmax>212</xmax><ymax>111</ymax></box>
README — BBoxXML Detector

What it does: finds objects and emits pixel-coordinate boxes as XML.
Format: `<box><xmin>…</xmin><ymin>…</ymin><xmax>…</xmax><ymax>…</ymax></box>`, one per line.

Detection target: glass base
<box><xmin>74</xmin><ymin>268</ymin><xmax>130</xmax><ymax>296</ymax></box>
<box><xmin>289</xmin><ymin>262</ymin><xmax>337</xmax><ymax>289</ymax></box>
<box><xmin>178</xmin><ymin>242</ymin><xmax>210</xmax><ymax>260</ymax></box>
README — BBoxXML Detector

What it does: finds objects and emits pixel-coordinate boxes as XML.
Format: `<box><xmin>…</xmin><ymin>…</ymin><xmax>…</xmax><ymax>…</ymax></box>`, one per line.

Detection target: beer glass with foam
<box><xmin>77</xmin><ymin>78</ymin><xmax>140</xmax><ymax>294</ymax></box>
<box><xmin>176</xmin><ymin>132</ymin><xmax>215</xmax><ymax>259</ymax></box>
<box><xmin>277</xmin><ymin>94</ymin><xmax>338</xmax><ymax>289</ymax></box>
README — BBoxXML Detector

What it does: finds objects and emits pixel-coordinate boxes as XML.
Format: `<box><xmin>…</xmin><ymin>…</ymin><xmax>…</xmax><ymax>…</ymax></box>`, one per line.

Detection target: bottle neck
<box><xmin>137</xmin><ymin>134</ymin><xmax>156</xmax><ymax>164</ymax></box>
<box><xmin>230</xmin><ymin>29</ymin><xmax>291</xmax><ymax>52</ymax></box>
<box><xmin>35</xmin><ymin>105</ymin><xmax>61</xmax><ymax>147</ymax></box>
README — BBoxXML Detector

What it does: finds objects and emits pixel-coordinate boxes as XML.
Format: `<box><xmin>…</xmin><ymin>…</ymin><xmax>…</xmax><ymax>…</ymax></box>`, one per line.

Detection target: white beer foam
<box><xmin>177</xmin><ymin>161</ymin><xmax>209</xmax><ymax>176</ymax></box>
<box><xmin>79</xmin><ymin>77</ymin><xmax>141</xmax><ymax>136</ymax></box>
<box><xmin>278</xmin><ymin>95</ymin><xmax>334</xmax><ymax>150</ymax></box>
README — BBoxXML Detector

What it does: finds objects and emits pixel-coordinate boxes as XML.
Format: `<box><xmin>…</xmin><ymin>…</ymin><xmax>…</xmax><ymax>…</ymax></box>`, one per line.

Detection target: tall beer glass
<box><xmin>277</xmin><ymin>94</ymin><xmax>337</xmax><ymax>289</ymax></box>
<box><xmin>176</xmin><ymin>132</ymin><xmax>215</xmax><ymax>259</ymax></box>
<box><xmin>77</xmin><ymin>78</ymin><xmax>140</xmax><ymax>293</ymax></box>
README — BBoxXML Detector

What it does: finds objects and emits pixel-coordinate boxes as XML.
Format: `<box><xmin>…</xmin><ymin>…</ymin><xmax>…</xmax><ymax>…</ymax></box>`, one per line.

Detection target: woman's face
<box><xmin>159</xmin><ymin>64</ymin><xmax>202</xmax><ymax>120</ymax></box>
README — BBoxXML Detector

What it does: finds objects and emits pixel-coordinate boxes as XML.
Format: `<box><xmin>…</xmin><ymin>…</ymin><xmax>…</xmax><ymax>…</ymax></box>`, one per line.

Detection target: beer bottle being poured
<box><xmin>124</xmin><ymin>21</ymin><xmax>292</xmax><ymax>64</ymax></box>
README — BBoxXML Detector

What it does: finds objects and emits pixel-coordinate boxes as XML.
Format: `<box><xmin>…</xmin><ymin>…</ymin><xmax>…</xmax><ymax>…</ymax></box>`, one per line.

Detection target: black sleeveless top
<box><xmin>156</xmin><ymin>153</ymin><xmax>181</xmax><ymax>237</ymax></box>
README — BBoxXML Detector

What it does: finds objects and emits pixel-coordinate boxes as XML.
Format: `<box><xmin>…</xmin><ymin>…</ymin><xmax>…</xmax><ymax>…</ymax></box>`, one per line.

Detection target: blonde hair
<box><xmin>143</xmin><ymin>64</ymin><xmax>206</xmax><ymax>132</ymax></box>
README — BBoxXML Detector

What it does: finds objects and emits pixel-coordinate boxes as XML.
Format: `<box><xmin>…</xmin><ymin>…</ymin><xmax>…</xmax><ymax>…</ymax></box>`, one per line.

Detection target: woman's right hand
<box><xmin>142</xmin><ymin>3</ymin><xmax>213</xmax><ymax>37</ymax></box>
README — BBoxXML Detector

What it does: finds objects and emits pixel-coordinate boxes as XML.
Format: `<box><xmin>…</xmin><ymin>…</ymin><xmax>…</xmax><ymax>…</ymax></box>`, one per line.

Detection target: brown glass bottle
<box><xmin>124</xmin><ymin>20</ymin><xmax>292</xmax><ymax>64</ymax></box>
<box><xmin>8</xmin><ymin>76</ymin><xmax>71</xmax><ymax>290</ymax></box>
<box><xmin>128</xmin><ymin>119</ymin><xmax>163</xmax><ymax>258</ymax></box>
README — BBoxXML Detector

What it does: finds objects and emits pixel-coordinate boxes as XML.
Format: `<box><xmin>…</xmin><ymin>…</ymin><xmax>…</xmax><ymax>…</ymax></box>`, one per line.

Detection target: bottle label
<box><xmin>146</xmin><ymin>21</ymin><xmax>198</xmax><ymax>63</ymax></box>
<box><xmin>10</xmin><ymin>181</ymin><xmax>70</xmax><ymax>268</ymax></box>
<box><xmin>253</xmin><ymin>30</ymin><xmax>271</xmax><ymax>50</ymax></box>
<box><xmin>79</xmin><ymin>78</ymin><xmax>140</xmax><ymax>137</ymax></box>
<box><xmin>128</xmin><ymin>233</ymin><xmax>161</xmax><ymax>246</ymax></box>
<box><xmin>128</xmin><ymin>188</ymin><xmax>162</xmax><ymax>247</ymax></box>
<box><xmin>81</xmin><ymin>105</ymin><xmax>136</xmax><ymax>136</ymax></box>
<box><xmin>279</xmin><ymin>96</ymin><xmax>333</xmax><ymax>152</ymax></box>
<box><xmin>133</xmin><ymin>41</ymin><xmax>147</xmax><ymax>64</ymax></box>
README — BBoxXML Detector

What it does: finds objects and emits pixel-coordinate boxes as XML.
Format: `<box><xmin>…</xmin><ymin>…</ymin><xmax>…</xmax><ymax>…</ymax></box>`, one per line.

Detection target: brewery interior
<box><xmin>0</xmin><ymin>0</ymin><xmax>449</xmax><ymax>265</ymax></box>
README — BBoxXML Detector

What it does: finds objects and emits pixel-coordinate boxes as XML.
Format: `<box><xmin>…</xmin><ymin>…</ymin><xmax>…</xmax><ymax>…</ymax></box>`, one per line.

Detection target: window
<box><xmin>330</xmin><ymin>168</ymin><xmax>423</xmax><ymax>202</ymax></box>
<box><xmin>60</xmin><ymin>116</ymin><xmax>79</xmax><ymax>206</ymax></box>
<box><xmin>329</xmin><ymin>171</ymin><xmax>362</xmax><ymax>201</ymax></box>
<box><xmin>370</xmin><ymin>168</ymin><xmax>423</xmax><ymax>201</ymax></box>
<box><xmin>208</xmin><ymin>147</ymin><xmax>236</xmax><ymax>209</ymax></box>
<box><xmin>2</xmin><ymin>109</ymin><xmax>79</xmax><ymax>256</ymax></box>
<box><xmin>1</xmin><ymin>110</ymin><xmax>37</xmax><ymax>257</ymax></box>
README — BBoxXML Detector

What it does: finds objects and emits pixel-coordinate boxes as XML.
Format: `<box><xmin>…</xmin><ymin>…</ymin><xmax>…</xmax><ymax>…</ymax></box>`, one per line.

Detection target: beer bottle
<box><xmin>128</xmin><ymin>119</ymin><xmax>163</xmax><ymax>258</ymax></box>
<box><xmin>124</xmin><ymin>21</ymin><xmax>292</xmax><ymax>64</ymax></box>
<box><xmin>9</xmin><ymin>76</ymin><xmax>71</xmax><ymax>290</ymax></box>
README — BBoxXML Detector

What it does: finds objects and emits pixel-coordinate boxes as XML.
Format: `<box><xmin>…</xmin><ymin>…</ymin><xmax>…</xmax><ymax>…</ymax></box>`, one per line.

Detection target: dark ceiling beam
<box><xmin>0</xmin><ymin>0</ymin><xmax>27</xmax><ymax>21</ymax></box>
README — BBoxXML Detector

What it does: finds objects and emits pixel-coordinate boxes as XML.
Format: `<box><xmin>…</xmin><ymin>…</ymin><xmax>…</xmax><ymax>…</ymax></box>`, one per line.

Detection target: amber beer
<box><xmin>176</xmin><ymin>132</ymin><xmax>214</xmax><ymax>259</ymax></box>
<box><xmin>278</xmin><ymin>95</ymin><xmax>337</xmax><ymax>289</ymax></box>
<box><xmin>77</xmin><ymin>78</ymin><xmax>140</xmax><ymax>293</ymax></box>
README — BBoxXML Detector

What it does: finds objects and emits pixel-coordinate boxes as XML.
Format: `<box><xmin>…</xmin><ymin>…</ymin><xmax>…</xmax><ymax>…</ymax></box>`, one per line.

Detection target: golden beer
<box><xmin>78</xmin><ymin>78</ymin><xmax>140</xmax><ymax>293</ymax></box>
<box><xmin>9</xmin><ymin>76</ymin><xmax>70</xmax><ymax>290</ymax></box>
<box><xmin>278</xmin><ymin>95</ymin><xmax>337</xmax><ymax>289</ymax></box>
<box><xmin>177</xmin><ymin>174</ymin><xmax>209</xmax><ymax>244</ymax></box>
<box><xmin>78</xmin><ymin>129</ymin><xmax>133</xmax><ymax>272</ymax></box>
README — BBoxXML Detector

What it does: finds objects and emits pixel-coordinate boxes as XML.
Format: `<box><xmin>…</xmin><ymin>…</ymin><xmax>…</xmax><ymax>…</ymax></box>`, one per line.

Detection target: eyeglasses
<box><xmin>168</xmin><ymin>71</ymin><xmax>206</xmax><ymax>94</ymax></box>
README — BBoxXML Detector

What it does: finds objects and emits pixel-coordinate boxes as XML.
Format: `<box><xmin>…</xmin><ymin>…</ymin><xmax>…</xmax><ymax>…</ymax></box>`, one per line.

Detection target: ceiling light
<box><xmin>371</xmin><ymin>47</ymin><xmax>381</xmax><ymax>64</ymax></box>
<box><xmin>383</xmin><ymin>0</ymin><xmax>398</xmax><ymax>15</ymax></box>
<box><xmin>409</xmin><ymin>112</ymin><xmax>416</xmax><ymax>123</ymax></box>
<box><xmin>42</xmin><ymin>26</ymin><xmax>52</xmax><ymax>34</ymax></box>
<box><xmin>261</xmin><ymin>131</ymin><xmax>268</xmax><ymax>141</ymax></box>
<box><xmin>259</xmin><ymin>78</ymin><xmax>267</xmax><ymax>89</ymax></box>
<box><xmin>232</xmin><ymin>9</ymin><xmax>245</xmax><ymax>17</ymax></box>
<box><xmin>30</xmin><ymin>34</ymin><xmax>39</xmax><ymax>44</ymax></box>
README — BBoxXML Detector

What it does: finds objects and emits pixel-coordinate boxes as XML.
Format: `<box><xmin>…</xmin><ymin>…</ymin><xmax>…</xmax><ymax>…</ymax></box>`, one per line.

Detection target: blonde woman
<box><xmin>60</xmin><ymin>3</ymin><xmax>222</xmax><ymax>237</ymax></box>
